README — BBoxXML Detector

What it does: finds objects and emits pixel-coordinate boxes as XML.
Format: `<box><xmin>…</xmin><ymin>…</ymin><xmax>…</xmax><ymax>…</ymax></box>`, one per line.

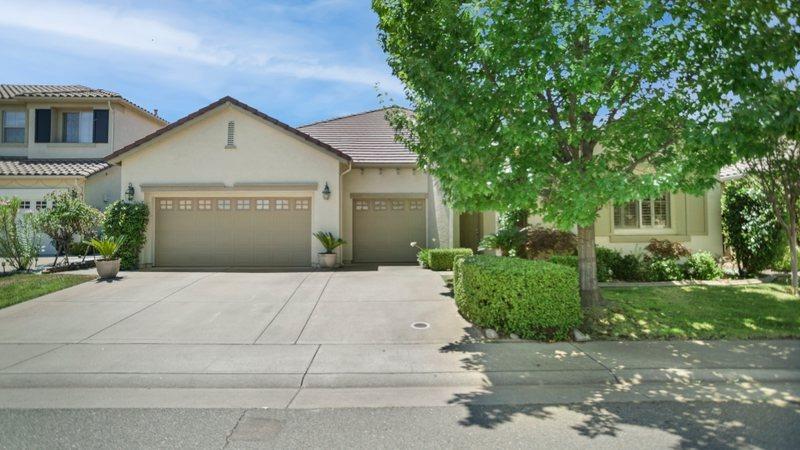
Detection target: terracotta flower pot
<box><xmin>318</xmin><ymin>253</ymin><xmax>337</xmax><ymax>269</ymax></box>
<box><xmin>95</xmin><ymin>258</ymin><xmax>121</xmax><ymax>279</ymax></box>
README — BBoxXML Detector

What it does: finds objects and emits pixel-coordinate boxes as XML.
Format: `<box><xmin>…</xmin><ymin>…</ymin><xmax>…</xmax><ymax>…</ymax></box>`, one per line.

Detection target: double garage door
<box><xmin>155</xmin><ymin>197</ymin><xmax>311</xmax><ymax>267</ymax></box>
<box><xmin>353</xmin><ymin>197</ymin><xmax>426</xmax><ymax>263</ymax></box>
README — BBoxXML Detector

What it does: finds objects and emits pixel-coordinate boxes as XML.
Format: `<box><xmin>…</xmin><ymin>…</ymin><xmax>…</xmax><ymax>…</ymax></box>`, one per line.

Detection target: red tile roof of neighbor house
<box><xmin>0</xmin><ymin>158</ymin><xmax>109</xmax><ymax>177</ymax></box>
<box><xmin>0</xmin><ymin>84</ymin><xmax>167</xmax><ymax>124</ymax></box>
<box><xmin>106</xmin><ymin>96</ymin><xmax>353</xmax><ymax>163</ymax></box>
<box><xmin>299</xmin><ymin>108</ymin><xmax>418</xmax><ymax>165</ymax></box>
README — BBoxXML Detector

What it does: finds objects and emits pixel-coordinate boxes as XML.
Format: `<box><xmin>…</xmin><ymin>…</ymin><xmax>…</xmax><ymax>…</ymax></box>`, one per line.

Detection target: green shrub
<box><xmin>103</xmin><ymin>201</ymin><xmax>149</xmax><ymax>270</ymax></box>
<box><xmin>86</xmin><ymin>236</ymin><xmax>125</xmax><ymax>260</ymax></box>
<box><xmin>523</xmin><ymin>225</ymin><xmax>576</xmax><ymax>258</ymax></box>
<box><xmin>773</xmin><ymin>247</ymin><xmax>791</xmax><ymax>272</ymax></box>
<box><xmin>0</xmin><ymin>197</ymin><xmax>41</xmax><ymax>271</ymax></box>
<box><xmin>479</xmin><ymin>227</ymin><xmax>526</xmax><ymax>256</ymax></box>
<box><xmin>454</xmin><ymin>255</ymin><xmax>581</xmax><ymax>340</ymax></box>
<box><xmin>722</xmin><ymin>179</ymin><xmax>784</xmax><ymax>275</ymax></box>
<box><xmin>595</xmin><ymin>247</ymin><xmax>623</xmax><ymax>282</ymax></box>
<box><xmin>428</xmin><ymin>248</ymin><xmax>473</xmax><ymax>271</ymax></box>
<box><xmin>34</xmin><ymin>190</ymin><xmax>102</xmax><ymax>259</ymax></box>
<box><xmin>646</xmin><ymin>258</ymin><xmax>685</xmax><ymax>281</ymax></box>
<box><xmin>417</xmin><ymin>248</ymin><xmax>430</xmax><ymax>268</ymax></box>
<box><xmin>614</xmin><ymin>253</ymin><xmax>646</xmax><ymax>281</ymax></box>
<box><xmin>684</xmin><ymin>251</ymin><xmax>724</xmax><ymax>280</ymax></box>
<box><xmin>548</xmin><ymin>254</ymin><xmax>577</xmax><ymax>269</ymax></box>
<box><xmin>68</xmin><ymin>241</ymin><xmax>91</xmax><ymax>256</ymax></box>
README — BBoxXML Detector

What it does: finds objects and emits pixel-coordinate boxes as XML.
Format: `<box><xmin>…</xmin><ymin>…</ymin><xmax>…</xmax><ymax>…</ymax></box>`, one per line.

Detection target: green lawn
<box><xmin>592</xmin><ymin>283</ymin><xmax>800</xmax><ymax>340</ymax></box>
<box><xmin>0</xmin><ymin>273</ymin><xmax>94</xmax><ymax>310</ymax></box>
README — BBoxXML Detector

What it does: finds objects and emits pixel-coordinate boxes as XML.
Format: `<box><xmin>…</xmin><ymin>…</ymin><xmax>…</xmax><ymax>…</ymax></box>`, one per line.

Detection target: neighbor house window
<box><xmin>35</xmin><ymin>201</ymin><xmax>47</xmax><ymax>210</ymax></box>
<box><xmin>62</xmin><ymin>111</ymin><xmax>93</xmax><ymax>143</ymax></box>
<box><xmin>2</xmin><ymin>111</ymin><xmax>25</xmax><ymax>143</ymax></box>
<box><xmin>614</xmin><ymin>194</ymin><xmax>670</xmax><ymax>229</ymax></box>
<box><xmin>19</xmin><ymin>201</ymin><xmax>31</xmax><ymax>210</ymax></box>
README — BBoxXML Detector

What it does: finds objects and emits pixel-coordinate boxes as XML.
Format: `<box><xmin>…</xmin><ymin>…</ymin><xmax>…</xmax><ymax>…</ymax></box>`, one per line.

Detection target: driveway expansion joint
<box><xmin>570</xmin><ymin>342</ymin><xmax>622</xmax><ymax>384</ymax></box>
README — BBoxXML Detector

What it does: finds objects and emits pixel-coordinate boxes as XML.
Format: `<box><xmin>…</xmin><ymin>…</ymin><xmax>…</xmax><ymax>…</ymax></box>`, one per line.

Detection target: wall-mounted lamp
<box><xmin>125</xmin><ymin>183</ymin><xmax>135</xmax><ymax>202</ymax></box>
<box><xmin>322</xmin><ymin>182</ymin><xmax>331</xmax><ymax>200</ymax></box>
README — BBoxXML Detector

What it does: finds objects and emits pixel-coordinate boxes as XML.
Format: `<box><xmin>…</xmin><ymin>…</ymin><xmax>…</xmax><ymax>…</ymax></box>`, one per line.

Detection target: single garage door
<box><xmin>155</xmin><ymin>197</ymin><xmax>311</xmax><ymax>267</ymax></box>
<box><xmin>353</xmin><ymin>197</ymin><xmax>426</xmax><ymax>262</ymax></box>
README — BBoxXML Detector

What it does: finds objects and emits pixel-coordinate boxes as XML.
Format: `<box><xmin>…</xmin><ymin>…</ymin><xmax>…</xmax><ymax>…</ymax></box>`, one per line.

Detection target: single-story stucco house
<box><xmin>104</xmin><ymin>96</ymin><xmax>729</xmax><ymax>268</ymax></box>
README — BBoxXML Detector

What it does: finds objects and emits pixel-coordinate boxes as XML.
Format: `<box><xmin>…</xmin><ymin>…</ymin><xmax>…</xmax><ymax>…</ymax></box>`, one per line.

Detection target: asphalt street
<box><xmin>1</xmin><ymin>401</ymin><xmax>798</xmax><ymax>449</ymax></box>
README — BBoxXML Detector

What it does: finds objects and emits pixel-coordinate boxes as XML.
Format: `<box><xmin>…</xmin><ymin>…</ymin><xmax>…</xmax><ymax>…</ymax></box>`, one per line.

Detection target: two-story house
<box><xmin>0</xmin><ymin>84</ymin><xmax>167</xmax><ymax>253</ymax></box>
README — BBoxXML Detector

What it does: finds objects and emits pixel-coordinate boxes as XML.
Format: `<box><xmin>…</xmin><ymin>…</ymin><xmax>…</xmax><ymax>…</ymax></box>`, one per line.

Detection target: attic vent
<box><xmin>225</xmin><ymin>121</ymin><xmax>236</xmax><ymax>149</ymax></box>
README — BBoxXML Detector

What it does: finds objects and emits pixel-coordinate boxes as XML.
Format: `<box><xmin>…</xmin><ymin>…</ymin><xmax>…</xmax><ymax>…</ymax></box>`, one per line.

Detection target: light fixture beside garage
<box><xmin>125</xmin><ymin>183</ymin><xmax>135</xmax><ymax>202</ymax></box>
<box><xmin>322</xmin><ymin>182</ymin><xmax>331</xmax><ymax>200</ymax></box>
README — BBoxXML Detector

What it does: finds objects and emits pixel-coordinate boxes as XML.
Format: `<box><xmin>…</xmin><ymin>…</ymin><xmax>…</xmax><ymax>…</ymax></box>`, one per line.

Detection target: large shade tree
<box><xmin>374</xmin><ymin>0</ymin><xmax>730</xmax><ymax>309</ymax></box>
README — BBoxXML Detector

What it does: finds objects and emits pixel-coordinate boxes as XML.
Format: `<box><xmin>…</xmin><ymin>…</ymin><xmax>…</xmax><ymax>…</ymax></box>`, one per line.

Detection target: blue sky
<box><xmin>0</xmin><ymin>0</ymin><xmax>408</xmax><ymax>125</ymax></box>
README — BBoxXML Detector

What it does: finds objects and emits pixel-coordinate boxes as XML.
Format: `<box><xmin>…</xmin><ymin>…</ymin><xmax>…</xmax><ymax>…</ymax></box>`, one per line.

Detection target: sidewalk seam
<box><xmin>571</xmin><ymin>342</ymin><xmax>621</xmax><ymax>384</ymax></box>
<box><xmin>252</xmin><ymin>272</ymin><xmax>314</xmax><ymax>344</ymax></box>
<box><xmin>77</xmin><ymin>273</ymin><xmax>215</xmax><ymax>343</ymax></box>
<box><xmin>292</xmin><ymin>273</ymin><xmax>333</xmax><ymax>344</ymax></box>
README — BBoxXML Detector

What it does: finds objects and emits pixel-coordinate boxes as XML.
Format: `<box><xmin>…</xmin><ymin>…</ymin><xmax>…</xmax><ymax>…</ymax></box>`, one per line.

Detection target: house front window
<box><xmin>62</xmin><ymin>111</ymin><xmax>93</xmax><ymax>143</ymax></box>
<box><xmin>614</xmin><ymin>194</ymin><xmax>670</xmax><ymax>229</ymax></box>
<box><xmin>2</xmin><ymin>111</ymin><xmax>25</xmax><ymax>143</ymax></box>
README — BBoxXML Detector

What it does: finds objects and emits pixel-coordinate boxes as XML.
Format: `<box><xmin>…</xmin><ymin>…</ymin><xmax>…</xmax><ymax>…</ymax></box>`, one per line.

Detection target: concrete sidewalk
<box><xmin>0</xmin><ymin>339</ymin><xmax>797</xmax><ymax>409</ymax></box>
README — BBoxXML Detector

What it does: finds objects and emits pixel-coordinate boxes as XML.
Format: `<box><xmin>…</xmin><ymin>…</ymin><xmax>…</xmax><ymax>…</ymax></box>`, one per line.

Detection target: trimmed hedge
<box><xmin>103</xmin><ymin>201</ymin><xmax>149</xmax><ymax>270</ymax></box>
<box><xmin>684</xmin><ymin>251</ymin><xmax>724</xmax><ymax>280</ymax></box>
<box><xmin>428</xmin><ymin>248</ymin><xmax>473</xmax><ymax>271</ymax></box>
<box><xmin>454</xmin><ymin>255</ymin><xmax>581</xmax><ymax>341</ymax></box>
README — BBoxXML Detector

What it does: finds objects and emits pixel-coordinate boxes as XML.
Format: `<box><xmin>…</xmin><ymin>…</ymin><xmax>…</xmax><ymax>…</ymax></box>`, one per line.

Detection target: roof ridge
<box><xmin>298</xmin><ymin>105</ymin><xmax>412</xmax><ymax>128</ymax></box>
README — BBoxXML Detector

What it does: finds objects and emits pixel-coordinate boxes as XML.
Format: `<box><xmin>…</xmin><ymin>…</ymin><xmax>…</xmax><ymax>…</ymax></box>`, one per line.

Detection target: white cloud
<box><xmin>0</xmin><ymin>0</ymin><xmax>403</xmax><ymax>92</ymax></box>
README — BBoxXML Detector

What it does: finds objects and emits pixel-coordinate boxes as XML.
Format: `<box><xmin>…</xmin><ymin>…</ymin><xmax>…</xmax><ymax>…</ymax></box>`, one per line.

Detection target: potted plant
<box><xmin>86</xmin><ymin>236</ymin><xmax>125</xmax><ymax>279</ymax></box>
<box><xmin>313</xmin><ymin>231</ymin><xmax>346</xmax><ymax>268</ymax></box>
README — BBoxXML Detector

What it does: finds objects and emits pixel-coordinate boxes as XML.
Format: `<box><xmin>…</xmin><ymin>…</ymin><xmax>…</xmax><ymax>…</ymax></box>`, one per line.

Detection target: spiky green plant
<box><xmin>313</xmin><ymin>231</ymin><xmax>346</xmax><ymax>254</ymax></box>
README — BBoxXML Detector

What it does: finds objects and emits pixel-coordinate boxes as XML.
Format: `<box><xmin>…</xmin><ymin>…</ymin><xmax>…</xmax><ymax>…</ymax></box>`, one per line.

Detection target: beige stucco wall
<box><xmin>526</xmin><ymin>186</ymin><xmax>724</xmax><ymax>256</ymax></box>
<box><xmin>117</xmin><ymin>103</ymin><xmax>342</xmax><ymax>267</ymax></box>
<box><xmin>112</xmin><ymin>103</ymin><xmax>163</xmax><ymax>151</ymax></box>
<box><xmin>84</xmin><ymin>165</ymin><xmax>122</xmax><ymax>211</ymax></box>
<box><xmin>340</xmin><ymin>167</ymin><xmax>458</xmax><ymax>263</ymax></box>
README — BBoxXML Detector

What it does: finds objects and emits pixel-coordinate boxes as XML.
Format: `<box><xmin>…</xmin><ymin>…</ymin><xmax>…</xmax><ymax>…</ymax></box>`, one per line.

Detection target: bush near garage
<box><xmin>103</xmin><ymin>201</ymin><xmax>149</xmax><ymax>270</ymax></box>
<box><xmin>417</xmin><ymin>248</ymin><xmax>430</xmax><ymax>268</ymax></box>
<box><xmin>454</xmin><ymin>255</ymin><xmax>581</xmax><ymax>341</ymax></box>
<box><xmin>428</xmin><ymin>248</ymin><xmax>473</xmax><ymax>271</ymax></box>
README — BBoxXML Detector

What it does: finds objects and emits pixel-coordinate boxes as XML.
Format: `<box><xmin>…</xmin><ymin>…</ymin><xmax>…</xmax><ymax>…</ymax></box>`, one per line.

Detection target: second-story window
<box><xmin>2</xmin><ymin>111</ymin><xmax>25</xmax><ymax>143</ymax></box>
<box><xmin>62</xmin><ymin>111</ymin><xmax>93</xmax><ymax>143</ymax></box>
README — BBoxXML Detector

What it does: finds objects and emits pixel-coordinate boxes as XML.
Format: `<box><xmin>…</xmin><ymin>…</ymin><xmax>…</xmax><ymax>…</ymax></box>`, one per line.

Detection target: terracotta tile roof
<box><xmin>0</xmin><ymin>158</ymin><xmax>109</xmax><ymax>177</ymax></box>
<box><xmin>0</xmin><ymin>84</ymin><xmax>166</xmax><ymax>124</ymax></box>
<box><xmin>299</xmin><ymin>108</ymin><xmax>417</xmax><ymax>165</ymax></box>
<box><xmin>107</xmin><ymin>96</ymin><xmax>351</xmax><ymax>163</ymax></box>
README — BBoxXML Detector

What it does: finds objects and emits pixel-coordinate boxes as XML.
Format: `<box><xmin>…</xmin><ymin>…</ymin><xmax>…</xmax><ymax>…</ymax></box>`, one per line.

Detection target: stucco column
<box><xmin>428</xmin><ymin>176</ymin><xmax>452</xmax><ymax>248</ymax></box>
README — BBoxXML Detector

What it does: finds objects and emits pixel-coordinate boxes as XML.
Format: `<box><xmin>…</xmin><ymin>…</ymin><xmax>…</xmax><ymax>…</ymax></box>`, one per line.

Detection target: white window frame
<box><xmin>2</xmin><ymin>110</ymin><xmax>26</xmax><ymax>144</ymax></box>
<box><xmin>60</xmin><ymin>110</ymin><xmax>93</xmax><ymax>143</ymax></box>
<box><xmin>613</xmin><ymin>194</ymin><xmax>671</xmax><ymax>230</ymax></box>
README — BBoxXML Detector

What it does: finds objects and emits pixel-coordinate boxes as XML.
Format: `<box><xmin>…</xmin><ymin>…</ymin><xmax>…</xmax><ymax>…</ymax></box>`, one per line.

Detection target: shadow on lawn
<box><xmin>440</xmin><ymin>338</ymin><xmax>800</xmax><ymax>448</ymax></box>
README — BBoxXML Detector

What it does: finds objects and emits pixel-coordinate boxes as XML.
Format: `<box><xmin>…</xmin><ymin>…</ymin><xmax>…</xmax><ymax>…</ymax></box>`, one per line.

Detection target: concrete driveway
<box><xmin>1</xmin><ymin>266</ymin><xmax>798</xmax><ymax>411</ymax></box>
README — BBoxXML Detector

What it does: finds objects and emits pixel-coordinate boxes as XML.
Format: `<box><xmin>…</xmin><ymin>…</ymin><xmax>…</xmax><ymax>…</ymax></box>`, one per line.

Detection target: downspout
<box><xmin>339</xmin><ymin>160</ymin><xmax>353</xmax><ymax>264</ymax></box>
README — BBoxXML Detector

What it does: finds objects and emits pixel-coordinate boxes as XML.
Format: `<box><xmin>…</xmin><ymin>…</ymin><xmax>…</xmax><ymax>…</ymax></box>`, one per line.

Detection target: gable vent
<box><xmin>225</xmin><ymin>121</ymin><xmax>236</xmax><ymax>149</ymax></box>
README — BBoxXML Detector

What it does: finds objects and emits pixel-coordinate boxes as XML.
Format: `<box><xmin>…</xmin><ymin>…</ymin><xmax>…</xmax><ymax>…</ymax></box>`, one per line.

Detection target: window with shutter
<box><xmin>613</xmin><ymin>194</ymin><xmax>670</xmax><ymax>229</ymax></box>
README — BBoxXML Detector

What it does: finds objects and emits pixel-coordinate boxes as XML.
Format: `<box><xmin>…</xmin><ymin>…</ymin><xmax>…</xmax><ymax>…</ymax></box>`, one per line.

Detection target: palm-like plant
<box><xmin>86</xmin><ymin>236</ymin><xmax>125</xmax><ymax>260</ymax></box>
<box><xmin>480</xmin><ymin>227</ymin><xmax>526</xmax><ymax>257</ymax></box>
<box><xmin>313</xmin><ymin>231</ymin><xmax>346</xmax><ymax>254</ymax></box>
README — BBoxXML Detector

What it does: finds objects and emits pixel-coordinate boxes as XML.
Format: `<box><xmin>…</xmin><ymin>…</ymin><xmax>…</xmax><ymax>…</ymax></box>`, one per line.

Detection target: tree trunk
<box><xmin>790</xmin><ymin>223</ymin><xmax>798</xmax><ymax>296</ymax></box>
<box><xmin>576</xmin><ymin>224</ymin><xmax>602</xmax><ymax>309</ymax></box>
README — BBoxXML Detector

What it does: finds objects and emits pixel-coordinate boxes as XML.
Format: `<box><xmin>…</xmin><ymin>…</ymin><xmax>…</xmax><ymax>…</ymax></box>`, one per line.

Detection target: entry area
<box><xmin>352</xmin><ymin>197</ymin><xmax>426</xmax><ymax>262</ymax></box>
<box><xmin>155</xmin><ymin>197</ymin><xmax>312</xmax><ymax>267</ymax></box>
